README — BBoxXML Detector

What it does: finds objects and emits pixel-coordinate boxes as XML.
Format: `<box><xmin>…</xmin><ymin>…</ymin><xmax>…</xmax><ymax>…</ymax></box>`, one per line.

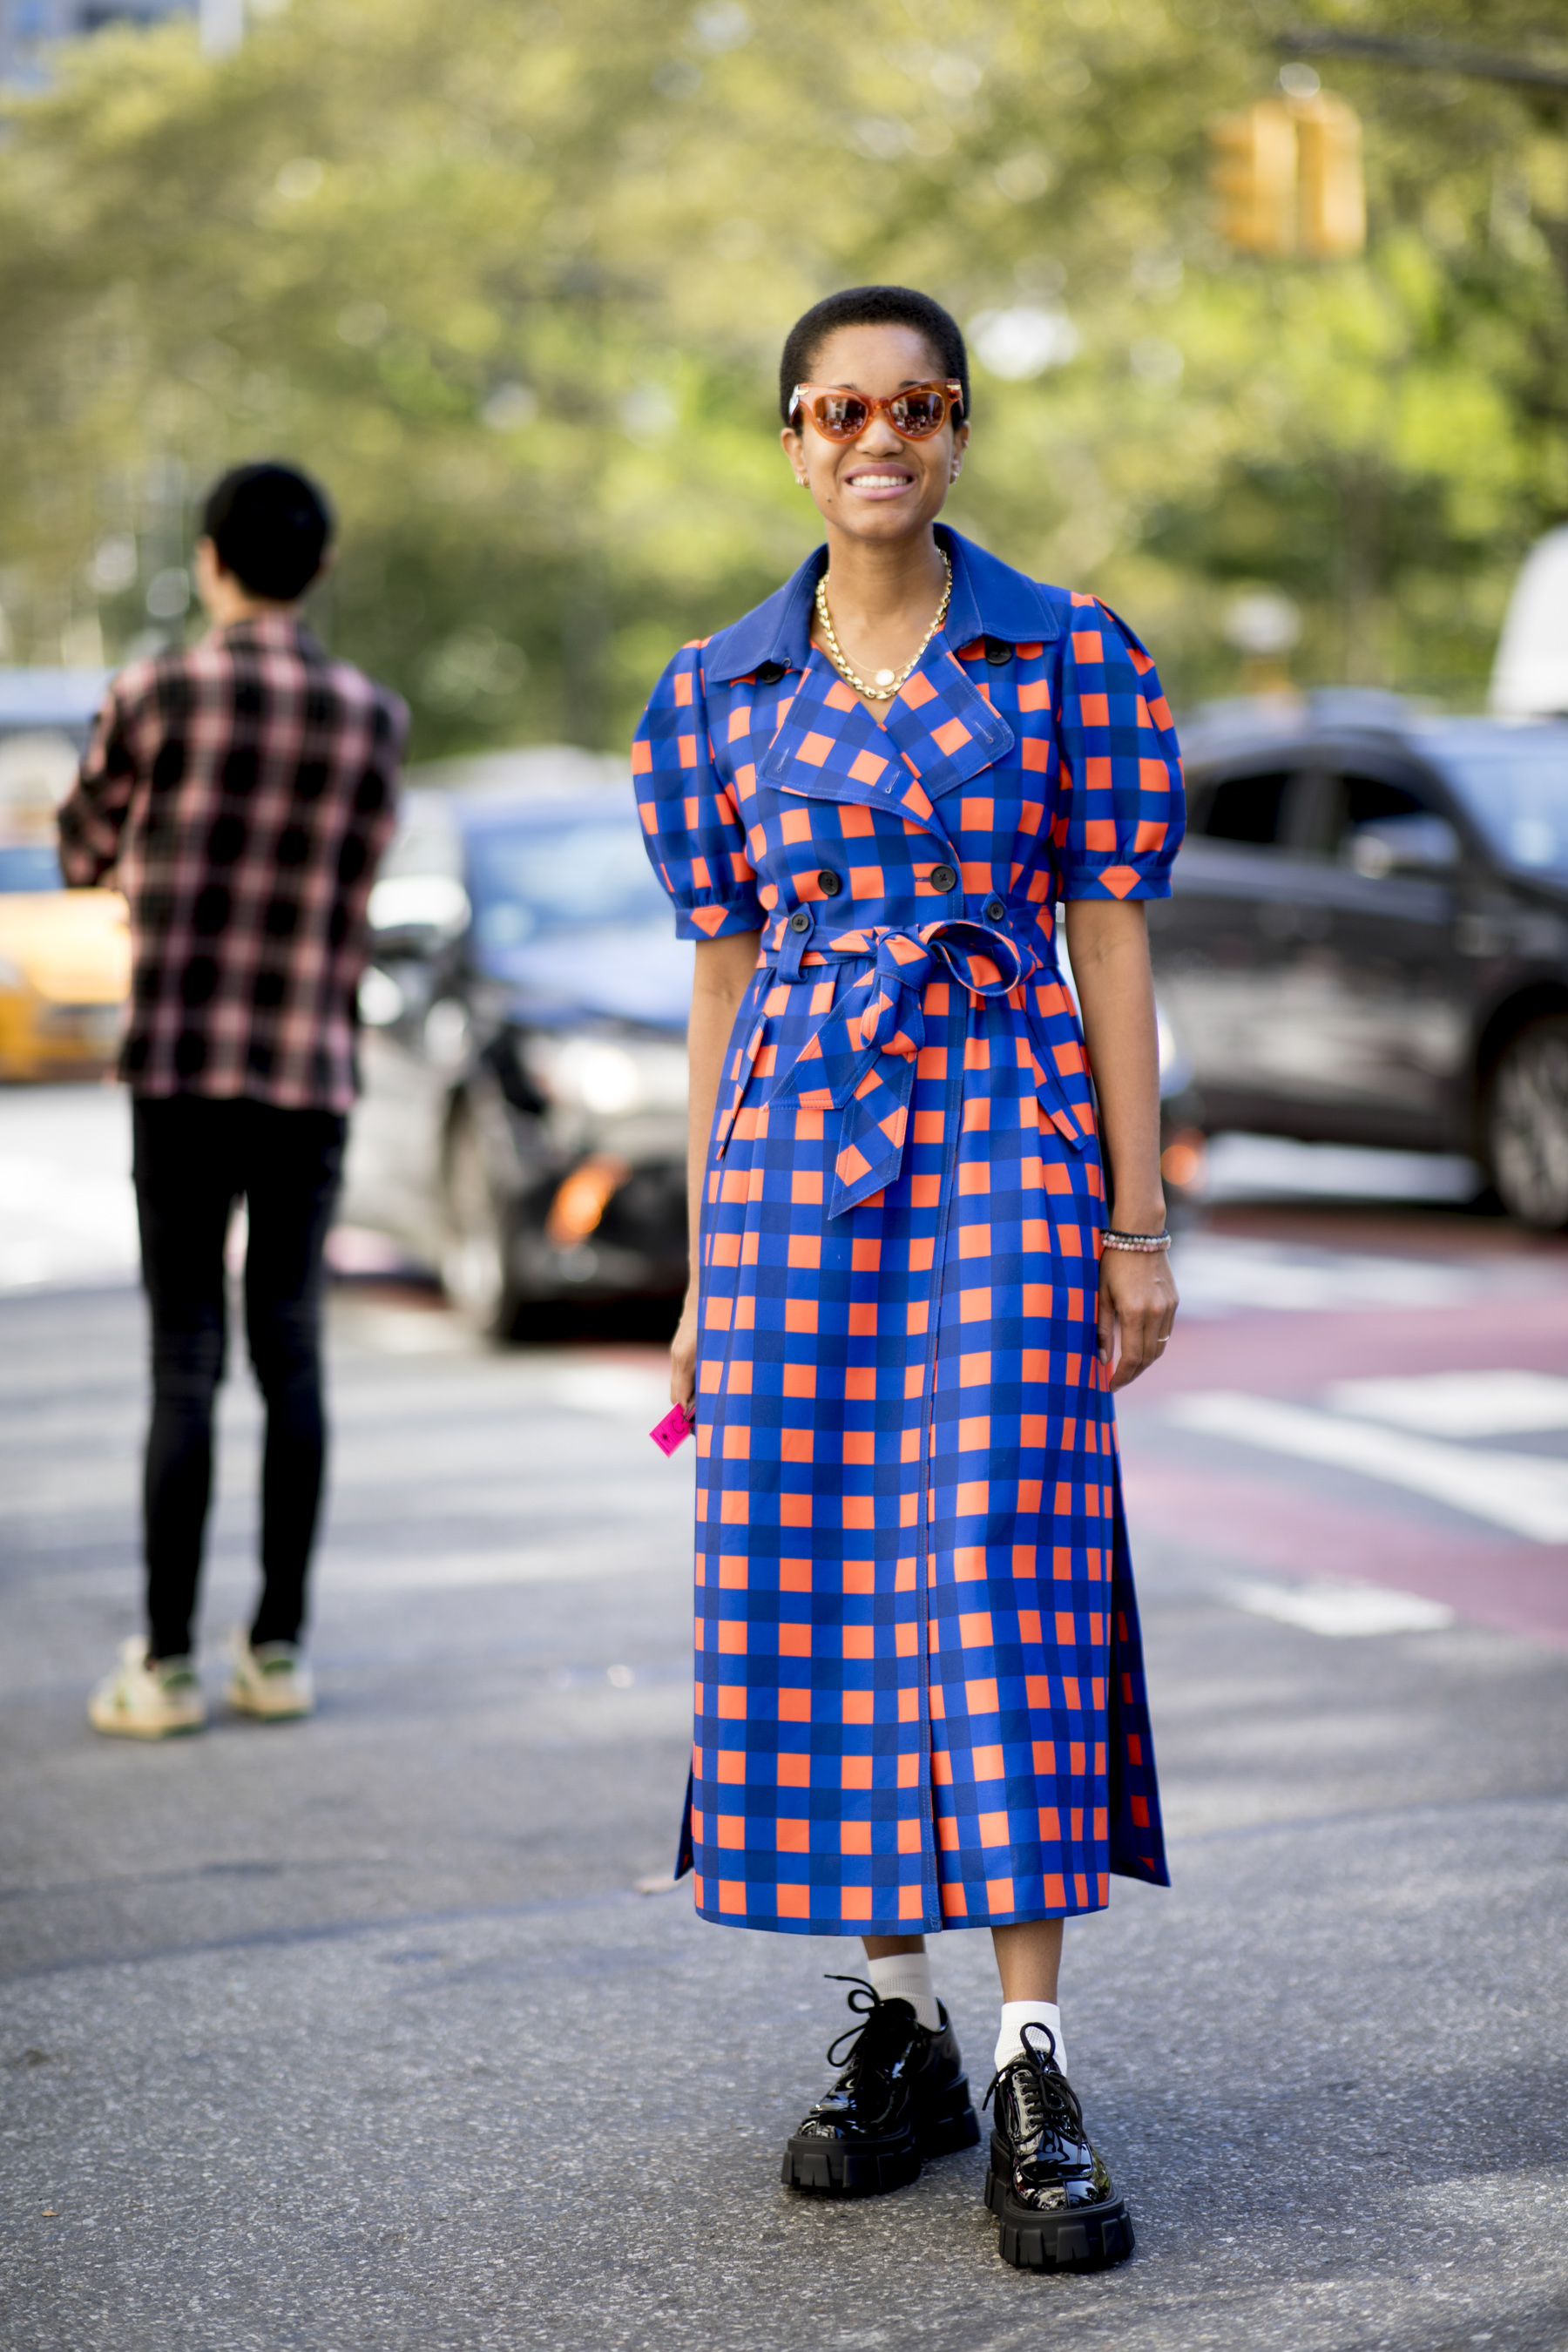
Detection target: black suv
<box><xmin>340</xmin><ymin>773</ymin><xmax>692</xmax><ymax>1333</ymax></box>
<box><xmin>1152</xmin><ymin>696</ymin><xmax>1568</xmax><ymax>1226</ymax></box>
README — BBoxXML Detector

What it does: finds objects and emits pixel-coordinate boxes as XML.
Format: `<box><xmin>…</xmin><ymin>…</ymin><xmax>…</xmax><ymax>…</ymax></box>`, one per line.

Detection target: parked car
<box><xmin>0</xmin><ymin>863</ymin><xmax>130</xmax><ymax>1080</ymax></box>
<box><xmin>339</xmin><ymin>769</ymin><xmax>693</xmax><ymax>1333</ymax></box>
<box><xmin>0</xmin><ymin>666</ymin><xmax>112</xmax><ymax>756</ymax></box>
<box><xmin>0</xmin><ymin>669</ymin><xmax>128</xmax><ymax>1079</ymax></box>
<box><xmin>1153</xmin><ymin>694</ymin><xmax>1568</xmax><ymax>1226</ymax></box>
<box><xmin>1048</xmin><ymin>931</ymin><xmax>1202</xmax><ymax>1205</ymax></box>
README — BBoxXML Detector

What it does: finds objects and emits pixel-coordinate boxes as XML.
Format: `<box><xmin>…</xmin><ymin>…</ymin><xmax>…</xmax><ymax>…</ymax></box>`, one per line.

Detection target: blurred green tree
<box><xmin>0</xmin><ymin>0</ymin><xmax>1564</xmax><ymax>754</ymax></box>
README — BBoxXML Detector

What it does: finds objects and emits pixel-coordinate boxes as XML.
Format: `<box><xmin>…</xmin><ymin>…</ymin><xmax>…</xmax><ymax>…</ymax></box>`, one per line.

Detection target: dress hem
<box><xmin>693</xmin><ymin>1898</ymin><xmax>1106</xmax><ymax>1936</ymax></box>
<box><xmin>682</xmin><ymin>1848</ymin><xmax>1170</xmax><ymax>1936</ymax></box>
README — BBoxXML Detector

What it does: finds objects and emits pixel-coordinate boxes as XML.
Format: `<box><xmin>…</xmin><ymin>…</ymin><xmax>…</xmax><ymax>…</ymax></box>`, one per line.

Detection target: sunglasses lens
<box><xmin>810</xmin><ymin>394</ymin><xmax>870</xmax><ymax>439</ymax></box>
<box><xmin>888</xmin><ymin>390</ymin><xmax>947</xmax><ymax>437</ymax></box>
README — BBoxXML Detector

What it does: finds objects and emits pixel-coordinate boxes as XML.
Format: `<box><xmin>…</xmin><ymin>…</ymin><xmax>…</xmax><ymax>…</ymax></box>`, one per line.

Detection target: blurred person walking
<box><xmin>634</xmin><ymin>288</ymin><xmax>1181</xmax><ymax>2271</ymax></box>
<box><xmin>58</xmin><ymin>463</ymin><xmax>406</xmax><ymax>1740</ymax></box>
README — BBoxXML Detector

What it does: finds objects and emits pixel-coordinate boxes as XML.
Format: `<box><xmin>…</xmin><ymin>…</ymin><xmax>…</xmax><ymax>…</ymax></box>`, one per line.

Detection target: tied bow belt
<box><xmin>720</xmin><ymin>909</ymin><xmax>1086</xmax><ymax>1220</ymax></box>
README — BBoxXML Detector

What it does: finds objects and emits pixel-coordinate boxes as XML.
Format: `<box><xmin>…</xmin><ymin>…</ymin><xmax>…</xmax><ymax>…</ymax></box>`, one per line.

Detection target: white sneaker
<box><xmin>227</xmin><ymin>1629</ymin><xmax>314</xmax><ymax>1721</ymax></box>
<box><xmin>88</xmin><ymin>1639</ymin><xmax>206</xmax><ymax>1740</ymax></box>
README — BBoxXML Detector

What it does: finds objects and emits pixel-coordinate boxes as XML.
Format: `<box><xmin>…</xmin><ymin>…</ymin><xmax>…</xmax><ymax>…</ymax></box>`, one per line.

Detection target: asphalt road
<box><xmin>2</xmin><ymin>1086</ymin><xmax>1566</xmax><ymax>2352</ymax></box>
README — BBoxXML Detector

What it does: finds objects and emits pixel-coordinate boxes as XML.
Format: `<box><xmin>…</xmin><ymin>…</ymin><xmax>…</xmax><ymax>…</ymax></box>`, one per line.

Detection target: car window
<box><xmin>465</xmin><ymin>820</ymin><xmax>669</xmax><ymax>950</ymax></box>
<box><xmin>1189</xmin><ymin>770</ymin><xmax>1294</xmax><ymax>847</ymax></box>
<box><xmin>1424</xmin><ymin>726</ymin><xmax>1568</xmax><ymax>875</ymax></box>
<box><xmin>1320</xmin><ymin>774</ymin><xmax>1432</xmax><ymax>864</ymax></box>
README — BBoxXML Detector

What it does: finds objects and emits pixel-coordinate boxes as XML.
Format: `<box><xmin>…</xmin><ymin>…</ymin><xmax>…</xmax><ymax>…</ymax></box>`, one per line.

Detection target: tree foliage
<box><xmin>1</xmin><ymin>0</ymin><xmax>1565</xmax><ymax>754</ymax></box>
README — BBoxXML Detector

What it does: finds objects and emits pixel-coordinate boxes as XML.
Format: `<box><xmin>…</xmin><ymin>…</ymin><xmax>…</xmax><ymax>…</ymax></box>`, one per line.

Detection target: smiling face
<box><xmin>781</xmin><ymin>321</ymin><xmax>969</xmax><ymax>547</ymax></box>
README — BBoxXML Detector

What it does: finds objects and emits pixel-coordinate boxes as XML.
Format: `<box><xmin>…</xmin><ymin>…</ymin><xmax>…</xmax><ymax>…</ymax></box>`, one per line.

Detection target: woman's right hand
<box><xmin>670</xmin><ymin>1288</ymin><xmax>700</xmax><ymax>1416</ymax></box>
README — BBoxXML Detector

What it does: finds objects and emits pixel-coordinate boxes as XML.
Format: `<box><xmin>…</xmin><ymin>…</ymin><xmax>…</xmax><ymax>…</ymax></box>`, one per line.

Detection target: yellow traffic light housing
<box><xmin>1208</xmin><ymin>91</ymin><xmax>1365</xmax><ymax>259</ymax></box>
<box><xmin>1209</xmin><ymin>98</ymin><xmax>1298</xmax><ymax>255</ymax></box>
<box><xmin>1294</xmin><ymin>94</ymin><xmax>1364</xmax><ymax>258</ymax></box>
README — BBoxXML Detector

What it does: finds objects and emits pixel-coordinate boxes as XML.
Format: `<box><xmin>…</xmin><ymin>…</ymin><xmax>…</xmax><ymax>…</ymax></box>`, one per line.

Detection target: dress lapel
<box><xmin>755</xmin><ymin>639</ymin><xmax>1014</xmax><ymax>842</ymax></box>
<box><xmin>757</xmin><ymin>658</ymin><xmax>950</xmax><ymax>841</ymax></box>
<box><xmin>882</xmin><ymin>645</ymin><xmax>1016</xmax><ymax>800</ymax></box>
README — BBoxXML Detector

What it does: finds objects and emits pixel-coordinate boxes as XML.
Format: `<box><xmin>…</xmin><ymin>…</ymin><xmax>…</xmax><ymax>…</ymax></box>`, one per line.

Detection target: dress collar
<box><xmin>703</xmin><ymin>524</ymin><xmax>1063</xmax><ymax>686</ymax></box>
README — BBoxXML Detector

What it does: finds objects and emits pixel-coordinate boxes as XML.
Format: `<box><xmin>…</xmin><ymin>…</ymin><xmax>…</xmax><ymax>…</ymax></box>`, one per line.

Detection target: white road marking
<box><xmin>1231</xmin><ymin>1580</ymin><xmax>1456</xmax><ymax>1638</ymax></box>
<box><xmin>1169</xmin><ymin>1236</ymin><xmax>1490</xmax><ymax>1318</ymax></box>
<box><xmin>1200</xmin><ymin>1132</ymin><xmax>1483</xmax><ymax>1207</ymax></box>
<box><xmin>0</xmin><ymin>1138</ymin><xmax>138</xmax><ymax>1291</ymax></box>
<box><xmin>1167</xmin><ymin>1390</ymin><xmax>1568</xmax><ymax>1543</ymax></box>
<box><xmin>1325</xmin><ymin>1369</ymin><xmax>1568</xmax><ymax>1437</ymax></box>
<box><xmin>551</xmin><ymin>1362</ymin><xmax>672</xmax><ymax>1418</ymax></box>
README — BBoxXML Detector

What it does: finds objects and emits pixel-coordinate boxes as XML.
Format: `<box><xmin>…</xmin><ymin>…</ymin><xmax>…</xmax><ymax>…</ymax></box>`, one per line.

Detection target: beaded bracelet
<box><xmin>1102</xmin><ymin>1228</ymin><xmax>1173</xmax><ymax>1253</ymax></box>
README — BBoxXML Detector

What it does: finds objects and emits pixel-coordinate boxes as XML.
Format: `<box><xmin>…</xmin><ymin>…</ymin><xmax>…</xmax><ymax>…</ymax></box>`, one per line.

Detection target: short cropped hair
<box><xmin>779</xmin><ymin>287</ymin><xmax>970</xmax><ymax>426</ymax></box>
<box><xmin>202</xmin><ymin>463</ymin><xmax>334</xmax><ymax>602</ymax></box>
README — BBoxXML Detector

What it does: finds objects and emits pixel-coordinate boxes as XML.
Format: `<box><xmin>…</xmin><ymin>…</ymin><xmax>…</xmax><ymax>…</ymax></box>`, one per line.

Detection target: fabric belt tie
<box><xmin>754</xmin><ymin>918</ymin><xmax>1045</xmax><ymax>1219</ymax></box>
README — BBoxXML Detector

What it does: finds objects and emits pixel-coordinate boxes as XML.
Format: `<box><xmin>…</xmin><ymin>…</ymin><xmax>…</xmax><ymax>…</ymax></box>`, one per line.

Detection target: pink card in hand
<box><xmin>649</xmin><ymin>1404</ymin><xmax>693</xmax><ymax>1456</ymax></box>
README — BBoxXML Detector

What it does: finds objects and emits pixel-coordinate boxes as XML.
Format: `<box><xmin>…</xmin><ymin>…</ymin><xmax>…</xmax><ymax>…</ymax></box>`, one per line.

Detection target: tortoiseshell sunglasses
<box><xmin>787</xmin><ymin>380</ymin><xmax>964</xmax><ymax>442</ymax></box>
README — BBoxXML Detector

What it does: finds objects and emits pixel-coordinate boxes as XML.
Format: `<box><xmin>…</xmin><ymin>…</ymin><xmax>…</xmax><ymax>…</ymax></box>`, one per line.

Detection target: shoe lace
<box><xmin>821</xmin><ymin>1974</ymin><xmax>908</xmax><ymax>2081</ymax></box>
<box><xmin>982</xmin><ymin>2019</ymin><xmax>1085</xmax><ymax>2146</ymax></box>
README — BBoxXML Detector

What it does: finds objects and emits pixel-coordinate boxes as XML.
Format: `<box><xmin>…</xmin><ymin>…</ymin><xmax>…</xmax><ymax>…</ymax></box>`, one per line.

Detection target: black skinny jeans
<box><xmin>132</xmin><ymin>1095</ymin><xmax>346</xmax><ymax>1661</ymax></box>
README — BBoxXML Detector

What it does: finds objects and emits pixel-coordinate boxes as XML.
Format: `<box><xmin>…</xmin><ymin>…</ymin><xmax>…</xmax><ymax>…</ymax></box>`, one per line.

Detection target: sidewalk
<box><xmin>3</xmin><ymin>1270</ymin><xmax>1566</xmax><ymax>2352</ymax></box>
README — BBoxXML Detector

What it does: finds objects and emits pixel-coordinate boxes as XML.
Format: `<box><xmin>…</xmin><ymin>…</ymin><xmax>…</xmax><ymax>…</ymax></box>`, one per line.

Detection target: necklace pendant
<box><xmin>873</xmin><ymin>668</ymin><xmax>896</xmax><ymax>687</ymax></box>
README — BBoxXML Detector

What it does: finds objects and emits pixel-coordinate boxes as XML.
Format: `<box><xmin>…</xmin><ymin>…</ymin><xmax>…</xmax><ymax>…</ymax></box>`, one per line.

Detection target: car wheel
<box><xmin>1486</xmin><ymin>1016</ymin><xmax>1568</xmax><ymax>1231</ymax></box>
<box><xmin>441</xmin><ymin>1106</ymin><xmax>521</xmax><ymax>1336</ymax></box>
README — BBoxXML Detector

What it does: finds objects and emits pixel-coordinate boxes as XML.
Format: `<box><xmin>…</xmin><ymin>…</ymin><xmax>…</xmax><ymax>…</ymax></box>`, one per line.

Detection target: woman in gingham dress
<box><xmin>633</xmin><ymin>287</ymin><xmax>1181</xmax><ymax>2272</ymax></box>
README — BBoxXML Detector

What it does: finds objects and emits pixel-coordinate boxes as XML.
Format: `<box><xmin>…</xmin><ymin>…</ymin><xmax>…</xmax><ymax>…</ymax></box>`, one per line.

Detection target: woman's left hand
<box><xmin>1097</xmin><ymin>1244</ymin><xmax>1179</xmax><ymax>1391</ymax></box>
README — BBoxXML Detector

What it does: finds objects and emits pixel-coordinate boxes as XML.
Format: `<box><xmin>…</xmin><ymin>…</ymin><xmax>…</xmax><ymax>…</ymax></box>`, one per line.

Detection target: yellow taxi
<box><xmin>0</xmin><ymin>718</ymin><xmax>130</xmax><ymax>1081</ymax></box>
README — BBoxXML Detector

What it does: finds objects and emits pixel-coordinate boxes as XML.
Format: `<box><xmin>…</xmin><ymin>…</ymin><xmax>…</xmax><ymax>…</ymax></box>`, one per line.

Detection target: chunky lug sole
<box><xmin>782</xmin><ymin>2073</ymin><xmax>980</xmax><ymax>2196</ymax></box>
<box><xmin>984</xmin><ymin>2149</ymin><xmax>1134</xmax><ymax>2271</ymax></box>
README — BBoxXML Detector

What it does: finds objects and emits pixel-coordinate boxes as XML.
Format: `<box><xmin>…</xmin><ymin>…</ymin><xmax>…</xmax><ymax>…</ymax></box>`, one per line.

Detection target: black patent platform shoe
<box><xmin>782</xmin><ymin>1977</ymin><xmax>982</xmax><ymax>2196</ymax></box>
<box><xmin>983</xmin><ymin>2022</ymin><xmax>1134</xmax><ymax>2270</ymax></box>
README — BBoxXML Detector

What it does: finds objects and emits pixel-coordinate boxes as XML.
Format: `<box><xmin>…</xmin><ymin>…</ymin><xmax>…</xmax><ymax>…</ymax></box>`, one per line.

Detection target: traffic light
<box><xmin>1209</xmin><ymin>98</ymin><xmax>1298</xmax><ymax>255</ymax></box>
<box><xmin>1208</xmin><ymin>92</ymin><xmax>1365</xmax><ymax>259</ymax></box>
<box><xmin>1294</xmin><ymin>94</ymin><xmax>1365</xmax><ymax>258</ymax></box>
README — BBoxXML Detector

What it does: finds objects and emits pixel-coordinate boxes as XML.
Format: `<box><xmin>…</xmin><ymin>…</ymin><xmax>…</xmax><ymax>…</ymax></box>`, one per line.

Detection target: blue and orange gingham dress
<box><xmin>632</xmin><ymin>527</ymin><xmax>1182</xmax><ymax>1937</ymax></box>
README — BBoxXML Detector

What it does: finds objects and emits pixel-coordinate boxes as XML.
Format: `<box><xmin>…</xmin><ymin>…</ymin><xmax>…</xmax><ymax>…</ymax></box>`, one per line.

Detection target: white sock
<box><xmin>995</xmin><ymin>2000</ymin><xmax>1066</xmax><ymax>2078</ymax></box>
<box><xmin>864</xmin><ymin>1951</ymin><xmax>942</xmax><ymax>2032</ymax></box>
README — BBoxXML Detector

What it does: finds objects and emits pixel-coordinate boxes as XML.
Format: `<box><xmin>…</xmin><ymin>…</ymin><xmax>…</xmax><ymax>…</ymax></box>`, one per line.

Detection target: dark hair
<box><xmin>202</xmin><ymin>462</ymin><xmax>334</xmax><ymax>601</ymax></box>
<box><xmin>779</xmin><ymin>286</ymin><xmax>970</xmax><ymax>426</ymax></box>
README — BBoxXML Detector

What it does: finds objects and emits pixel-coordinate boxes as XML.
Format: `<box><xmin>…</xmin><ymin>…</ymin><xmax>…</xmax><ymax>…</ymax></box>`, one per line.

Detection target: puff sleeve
<box><xmin>632</xmin><ymin>642</ymin><xmax>764</xmax><ymax>942</ymax></box>
<box><xmin>1052</xmin><ymin>597</ymin><xmax>1186</xmax><ymax>901</ymax></box>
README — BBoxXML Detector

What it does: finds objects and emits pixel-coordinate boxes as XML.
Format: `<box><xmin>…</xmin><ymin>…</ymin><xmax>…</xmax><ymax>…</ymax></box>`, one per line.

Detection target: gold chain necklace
<box><xmin>814</xmin><ymin>551</ymin><xmax>953</xmax><ymax>703</ymax></box>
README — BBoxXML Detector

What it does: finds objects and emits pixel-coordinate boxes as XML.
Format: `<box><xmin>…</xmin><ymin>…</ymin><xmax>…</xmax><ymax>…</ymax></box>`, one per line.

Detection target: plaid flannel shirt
<box><xmin>58</xmin><ymin>615</ymin><xmax>406</xmax><ymax>1112</ymax></box>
